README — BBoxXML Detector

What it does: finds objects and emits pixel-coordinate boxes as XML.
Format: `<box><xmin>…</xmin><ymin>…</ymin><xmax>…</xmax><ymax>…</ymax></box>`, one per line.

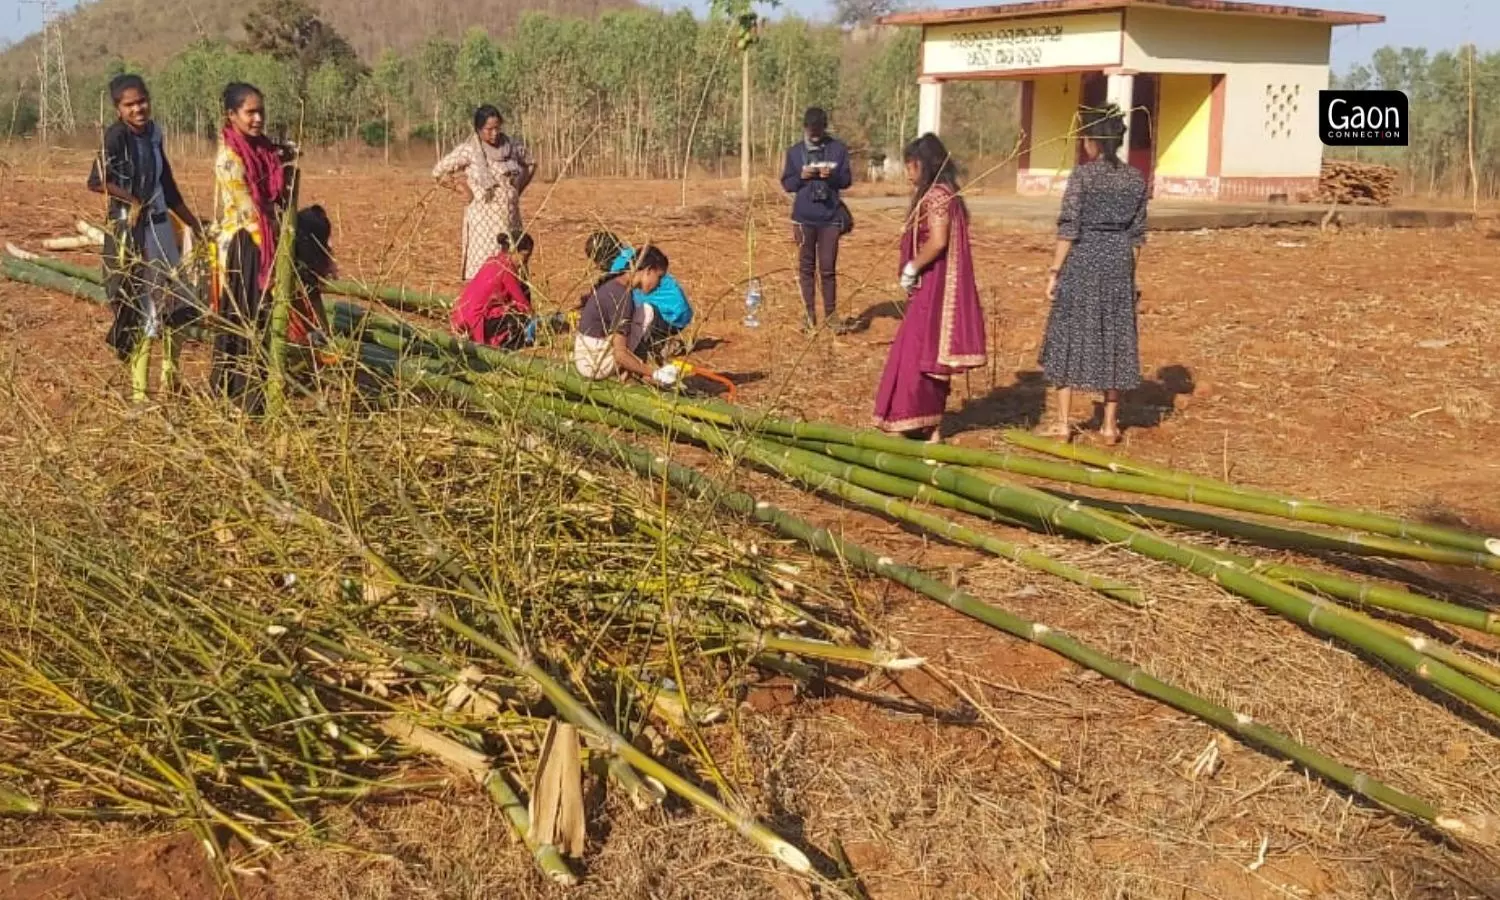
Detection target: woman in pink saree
<box><xmin>873</xmin><ymin>134</ymin><xmax>988</xmax><ymax>441</ymax></box>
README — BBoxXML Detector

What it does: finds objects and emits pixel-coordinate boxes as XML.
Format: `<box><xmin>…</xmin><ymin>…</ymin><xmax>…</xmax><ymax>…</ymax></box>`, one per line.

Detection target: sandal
<box><xmin>1097</xmin><ymin>427</ymin><xmax>1122</xmax><ymax>447</ymax></box>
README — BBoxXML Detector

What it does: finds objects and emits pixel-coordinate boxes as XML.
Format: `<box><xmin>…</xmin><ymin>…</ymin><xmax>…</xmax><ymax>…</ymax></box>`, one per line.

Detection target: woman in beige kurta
<box><xmin>433</xmin><ymin>104</ymin><xmax>537</xmax><ymax>280</ymax></box>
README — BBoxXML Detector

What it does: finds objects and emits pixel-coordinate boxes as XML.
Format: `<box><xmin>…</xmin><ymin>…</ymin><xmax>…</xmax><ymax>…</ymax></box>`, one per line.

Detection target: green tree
<box><xmin>241</xmin><ymin>0</ymin><xmax>361</xmax><ymax>98</ymax></box>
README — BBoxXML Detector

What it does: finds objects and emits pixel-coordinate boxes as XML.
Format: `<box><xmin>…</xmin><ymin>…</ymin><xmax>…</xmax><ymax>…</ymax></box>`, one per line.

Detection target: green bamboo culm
<box><xmin>350</xmin><ymin>314</ymin><xmax>1500</xmax><ymax>569</ymax></box>
<box><xmin>263</xmin><ymin>168</ymin><xmax>302</xmax><ymax>419</ymax></box>
<box><xmin>1003</xmin><ymin>429</ymin><xmax>1500</xmax><ymax>559</ymax></box>
<box><xmin>393</xmin><ymin>361</ymin><xmax>1476</xmax><ymax>839</ymax></box>
<box><xmin>785</xmin><ymin>439</ymin><xmax>1500</xmax><ymax>722</ymax></box>
<box><xmin>322</xmin><ymin>279</ymin><xmax>452</xmax><ymax>314</ymax></box>
<box><xmin>647</xmin><ymin>397</ymin><xmax>1500</xmax><ymax>567</ymax></box>
<box><xmin>1068</xmin><ymin>491</ymin><xmax>1500</xmax><ymax>636</ymax></box>
<box><xmin>360</xmin><ymin>326</ymin><xmax>1146</xmax><ymax>607</ymax></box>
<box><xmin>483</xmin><ymin>770</ymin><xmax>578</xmax><ymax>886</ymax></box>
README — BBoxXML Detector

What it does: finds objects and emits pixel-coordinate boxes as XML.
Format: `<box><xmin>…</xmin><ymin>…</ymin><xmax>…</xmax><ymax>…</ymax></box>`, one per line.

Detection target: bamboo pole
<box><xmin>1049</xmin><ymin>489</ymin><xmax>1500</xmax><ymax>635</ymax></box>
<box><xmin>996</xmin><ymin>429</ymin><xmax>1500</xmax><ymax>559</ymax></box>
<box><xmin>264</xmin><ymin>164</ymin><xmax>301</xmax><ymax>418</ymax></box>
<box><xmin>376</xmin><ymin>358</ymin><xmax>1475</xmax><ymax>839</ymax></box>
<box><xmin>779</xmin><ymin>439</ymin><xmax>1500</xmax><ymax>722</ymax></box>
<box><xmin>657</xmin><ymin>403</ymin><xmax>1500</xmax><ymax>565</ymax></box>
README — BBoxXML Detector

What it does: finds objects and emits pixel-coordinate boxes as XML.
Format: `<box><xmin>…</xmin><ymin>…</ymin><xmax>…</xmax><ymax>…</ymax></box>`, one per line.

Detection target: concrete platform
<box><xmin>845</xmin><ymin>195</ymin><xmax>1476</xmax><ymax>232</ymax></box>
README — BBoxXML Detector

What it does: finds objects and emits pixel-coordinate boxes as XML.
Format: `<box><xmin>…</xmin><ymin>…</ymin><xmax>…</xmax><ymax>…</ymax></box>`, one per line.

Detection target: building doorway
<box><xmin>1129</xmin><ymin>74</ymin><xmax>1159</xmax><ymax>197</ymax></box>
<box><xmin>1074</xmin><ymin>72</ymin><xmax>1157</xmax><ymax>194</ymax></box>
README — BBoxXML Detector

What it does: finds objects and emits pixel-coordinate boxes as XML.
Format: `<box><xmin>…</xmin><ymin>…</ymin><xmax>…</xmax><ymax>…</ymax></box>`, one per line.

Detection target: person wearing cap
<box><xmin>781</xmin><ymin>107</ymin><xmax>852</xmax><ymax>333</ymax></box>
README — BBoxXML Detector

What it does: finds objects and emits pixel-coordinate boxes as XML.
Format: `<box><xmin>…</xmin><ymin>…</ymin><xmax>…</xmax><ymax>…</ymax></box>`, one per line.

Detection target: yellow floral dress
<box><xmin>214</xmin><ymin>142</ymin><xmax>264</xmax><ymax>274</ymax></box>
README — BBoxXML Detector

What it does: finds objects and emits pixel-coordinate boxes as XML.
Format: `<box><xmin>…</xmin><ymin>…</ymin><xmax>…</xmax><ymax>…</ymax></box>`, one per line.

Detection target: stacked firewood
<box><xmin>1303</xmin><ymin>160</ymin><xmax>1400</xmax><ymax>206</ymax></box>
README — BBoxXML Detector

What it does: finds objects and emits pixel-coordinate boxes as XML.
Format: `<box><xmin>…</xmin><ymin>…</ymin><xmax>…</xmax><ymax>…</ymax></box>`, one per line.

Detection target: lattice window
<box><xmin>1263</xmin><ymin>83</ymin><xmax>1301</xmax><ymax>139</ymax></box>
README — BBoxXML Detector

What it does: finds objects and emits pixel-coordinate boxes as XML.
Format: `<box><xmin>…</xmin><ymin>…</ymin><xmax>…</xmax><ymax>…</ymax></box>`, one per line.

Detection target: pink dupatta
<box><xmin>873</xmin><ymin>184</ymin><xmax>988</xmax><ymax>433</ymax></box>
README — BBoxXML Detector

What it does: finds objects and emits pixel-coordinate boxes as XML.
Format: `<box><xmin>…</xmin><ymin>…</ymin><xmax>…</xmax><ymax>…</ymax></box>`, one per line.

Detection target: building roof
<box><xmin>878</xmin><ymin>0</ymin><xmax>1384</xmax><ymax>28</ymax></box>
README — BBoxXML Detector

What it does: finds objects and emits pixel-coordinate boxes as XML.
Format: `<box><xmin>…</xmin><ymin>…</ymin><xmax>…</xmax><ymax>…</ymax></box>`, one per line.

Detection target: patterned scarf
<box><xmin>221</xmin><ymin>125</ymin><xmax>286</xmax><ymax>289</ymax></box>
<box><xmin>467</xmin><ymin>133</ymin><xmax>522</xmax><ymax>200</ymax></box>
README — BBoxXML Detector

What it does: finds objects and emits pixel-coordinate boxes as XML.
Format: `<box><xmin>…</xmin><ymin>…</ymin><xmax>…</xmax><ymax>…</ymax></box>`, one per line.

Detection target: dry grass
<box><xmin>2</xmin><ymin>154</ymin><xmax>1500</xmax><ymax>899</ymax></box>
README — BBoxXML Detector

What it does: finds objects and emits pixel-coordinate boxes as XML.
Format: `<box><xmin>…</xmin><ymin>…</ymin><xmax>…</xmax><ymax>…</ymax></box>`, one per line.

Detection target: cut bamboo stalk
<box><xmin>383</xmin><ymin>359</ymin><xmax>1475</xmax><ymax>839</ymax></box>
<box><xmin>264</xmin><ymin>173</ymin><xmax>301</xmax><ymax>418</ymax></box>
<box><xmin>785</xmin><ymin>439</ymin><xmax>1500</xmax><ymax>722</ymax></box>
<box><xmin>1003</xmin><ymin>430</ymin><xmax>1500</xmax><ymax>559</ymax></box>
<box><xmin>41</xmin><ymin>234</ymin><xmax>99</xmax><ymax>251</ymax></box>
<box><xmin>322</xmin><ymin>279</ymin><xmax>452</xmax><ymax>314</ymax></box>
<box><xmin>75</xmin><ymin>220</ymin><xmax>107</xmax><ymax>243</ymax></box>
<box><xmin>640</xmin><ymin>398</ymin><xmax>1500</xmax><ymax>567</ymax></box>
<box><xmin>1057</xmin><ymin>489</ymin><xmax>1500</xmax><ymax>636</ymax></box>
<box><xmin>379</xmin><ymin>718</ymin><xmax>577</xmax><ymax>885</ymax></box>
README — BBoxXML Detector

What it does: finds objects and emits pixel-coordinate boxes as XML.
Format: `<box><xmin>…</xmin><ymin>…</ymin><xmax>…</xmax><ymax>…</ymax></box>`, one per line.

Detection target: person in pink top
<box><xmin>451</xmin><ymin>232</ymin><xmax>535</xmax><ymax>349</ymax></box>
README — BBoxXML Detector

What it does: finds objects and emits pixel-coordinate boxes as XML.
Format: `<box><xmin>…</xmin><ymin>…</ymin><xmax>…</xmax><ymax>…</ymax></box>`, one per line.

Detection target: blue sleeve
<box><xmin>658</xmin><ymin>275</ymin><xmax>689</xmax><ymax>308</ymax></box>
<box><xmin>608</xmin><ymin>246</ymin><xmax>634</xmax><ymax>274</ymax></box>
<box><xmin>831</xmin><ymin>142</ymin><xmax>852</xmax><ymax>191</ymax></box>
<box><xmin>781</xmin><ymin>145</ymin><xmax>803</xmax><ymax>194</ymax></box>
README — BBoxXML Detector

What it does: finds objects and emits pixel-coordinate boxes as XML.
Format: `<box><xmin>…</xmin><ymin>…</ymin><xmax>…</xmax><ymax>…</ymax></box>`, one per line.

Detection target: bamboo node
<box><xmin>877</xmin><ymin>556</ymin><xmax>894</xmax><ymax>568</ymax></box>
<box><xmin>1233</xmin><ymin>712</ymin><xmax>1253</xmax><ymax>726</ymax></box>
<box><xmin>265</xmin><ymin>624</ymin><xmax>289</xmax><ymax>638</ymax></box>
<box><xmin>1486</xmin><ymin>538</ymin><xmax>1500</xmax><ymax>557</ymax></box>
<box><xmin>1030</xmin><ymin>623</ymin><xmax>1051</xmax><ymax>638</ymax></box>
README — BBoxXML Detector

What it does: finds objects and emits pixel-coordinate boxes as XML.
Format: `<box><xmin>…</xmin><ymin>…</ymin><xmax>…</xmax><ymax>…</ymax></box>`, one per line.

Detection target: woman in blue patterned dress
<box><xmin>1038</xmin><ymin>106</ymin><xmax>1148</xmax><ymax>445</ymax></box>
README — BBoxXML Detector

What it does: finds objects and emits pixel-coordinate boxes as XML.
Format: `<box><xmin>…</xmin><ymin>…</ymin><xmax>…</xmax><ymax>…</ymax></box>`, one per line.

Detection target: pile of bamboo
<box><xmin>1306</xmin><ymin>159</ymin><xmax>1401</xmax><ymax>206</ymax></box>
<box><xmin>3</xmin><ymin>248</ymin><xmax>1500</xmax><ymax>883</ymax></box>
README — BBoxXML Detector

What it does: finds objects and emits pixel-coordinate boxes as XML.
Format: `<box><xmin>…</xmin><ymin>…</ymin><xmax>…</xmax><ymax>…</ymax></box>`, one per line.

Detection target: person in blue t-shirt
<box><xmin>585</xmin><ymin>231</ymin><xmax>693</xmax><ymax>361</ymax></box>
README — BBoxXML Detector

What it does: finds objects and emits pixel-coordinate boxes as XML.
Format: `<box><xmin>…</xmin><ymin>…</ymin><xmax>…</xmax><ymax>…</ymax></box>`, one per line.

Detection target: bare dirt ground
<box><xmin>2</xmin><ymin>152</ymin><xmax>1499</xmax><ymax>899</ymax></box>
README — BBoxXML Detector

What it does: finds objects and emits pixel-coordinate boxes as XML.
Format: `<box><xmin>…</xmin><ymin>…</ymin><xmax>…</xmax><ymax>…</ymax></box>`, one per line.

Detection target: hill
<box><xmin>0</xmin><ymin>0</ymin><xmax>640</xmax><ymax>91</ymax></box>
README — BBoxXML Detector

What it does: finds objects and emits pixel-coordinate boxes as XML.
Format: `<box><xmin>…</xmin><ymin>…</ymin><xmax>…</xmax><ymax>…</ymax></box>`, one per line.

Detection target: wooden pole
<box><xmin>1467</xmin><ymin>43</ymin><xmax>1478</xmax><ymax>212</ymax></box>
<box><xmin>740</xmin><ymin>47</ymin><xmax>751</xmax><ymax>194</ymax></box>
<box><xmin>384</xmin><ymin>100</ymin><xmax>391</xmax><ymax>166</ymax></box>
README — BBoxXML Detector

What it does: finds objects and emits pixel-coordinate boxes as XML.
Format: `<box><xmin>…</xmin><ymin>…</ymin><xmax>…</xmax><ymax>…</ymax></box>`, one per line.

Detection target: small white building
<box><xmin>878</xmin><ymin>0</ymin><xmax>1384</xmax><ymax>202</ymax></box>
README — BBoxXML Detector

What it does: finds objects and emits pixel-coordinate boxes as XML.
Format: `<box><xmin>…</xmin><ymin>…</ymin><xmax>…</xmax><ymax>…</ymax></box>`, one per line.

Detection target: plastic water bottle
<box><xmin>743</xmin><ymin>278</ymin><xmax>763</xmax><ymax>328</ymax></box>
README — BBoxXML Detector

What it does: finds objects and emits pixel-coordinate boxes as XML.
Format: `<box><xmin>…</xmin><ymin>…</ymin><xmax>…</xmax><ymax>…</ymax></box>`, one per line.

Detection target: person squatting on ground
<box><xmin>88</xmin><ymin>73</ymin><xmax>206</xmax><ymax>403</ymax></box>
<box><xmin>433</xmin><ymin>105</ymin><xmax>537</xmax><ymax>280</ymax></box>
<box><xmin>781</xmin><ymin>106</ymin><xmax>852</xmax><ymax>333</ymax></box>
<box><xmin>584</xmin><ymin>230</ymin><xmax>693</xmax><ymax>361</ymax></box>
<box><xmin>871</xmin><ymin>133</ymin><xmax>987</xmax><ymax>442</ymax></box>
<box><xmin>452</xmin><ymin>231</ymin><xmax>536</xmax><ymax>350</ymax></box>
<box><xmin>572</xmin><ymin>245</ymin><xmax>680</xmax><ymax>388</ymax></box>
<box><xmin>210</xmin><ymin>81</ymin><xmax>297</xmax><ymax>415</ymax></box>
<box><xmin>1038</xmin><ymin>104</ymin><xmax>1149</xmax><ymax>446</ymax></box>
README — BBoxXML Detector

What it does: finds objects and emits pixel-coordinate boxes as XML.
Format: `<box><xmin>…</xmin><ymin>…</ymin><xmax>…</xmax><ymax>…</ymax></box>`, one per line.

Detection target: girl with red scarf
<box><xmin>211</xmin><ymin>81</ymin><xmax>296</xmax><ymax>413</ymax></box>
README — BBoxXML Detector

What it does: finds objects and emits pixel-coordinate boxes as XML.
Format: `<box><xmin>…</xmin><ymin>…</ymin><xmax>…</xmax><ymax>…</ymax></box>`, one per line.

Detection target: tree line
<box><xmin>1334</xmin><ymin>46</ymin><xmax>1500</xmax><ymax>200</ymax></box>
<box><xmin>1</xmin><ymin>0</ymin><xmax>1495</xmax><ymax>197</ymax></box>
<box><xmin>1</xmin><ymin>0</ymin><xmax>1018</xmax><ymax>181</ymax></box>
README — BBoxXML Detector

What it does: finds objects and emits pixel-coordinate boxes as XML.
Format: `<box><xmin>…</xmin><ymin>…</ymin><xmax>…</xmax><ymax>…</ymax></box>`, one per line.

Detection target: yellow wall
<box><xmin>1122</xmin><ymin>7</ymin><xmax>1329</xmax><ymax>177</ymax></box>
<box><xmin>1027</xmin><ymin>72</ymin><xmax>1081</xmax><ymax>175</ymax></box>
<box><xmin>1155</xmin><ymin>74</ymin><xmax>1213</xmax><ymax>177</ymax></box>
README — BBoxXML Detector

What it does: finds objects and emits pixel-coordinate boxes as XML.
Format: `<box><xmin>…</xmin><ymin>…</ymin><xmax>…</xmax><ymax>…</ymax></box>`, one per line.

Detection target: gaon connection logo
<box><xmin>1318</xmin><ymin>90</ymin><xmax>1409</xmax><ymax>147</ymax></box>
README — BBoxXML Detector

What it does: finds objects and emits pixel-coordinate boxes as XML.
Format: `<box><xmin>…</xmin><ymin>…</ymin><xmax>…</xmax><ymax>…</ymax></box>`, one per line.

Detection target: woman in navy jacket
<box><xmin>781</xmin><ymin>107</ymin><xmax>852</xmax><ymax>332</ymax></box>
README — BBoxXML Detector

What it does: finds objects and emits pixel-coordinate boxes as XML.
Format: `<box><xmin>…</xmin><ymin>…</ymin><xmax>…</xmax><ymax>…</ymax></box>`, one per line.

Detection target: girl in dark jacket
<box><xmin>87</xmin><ymin>73</ymin><xmax>205</xmax><ymax>402</ymax></box>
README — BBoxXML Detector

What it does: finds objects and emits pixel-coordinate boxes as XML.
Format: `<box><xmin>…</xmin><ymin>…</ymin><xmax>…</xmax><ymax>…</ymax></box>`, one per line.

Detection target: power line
<box><xmin>20</xmin><ymin>0</ymin><xmax>75</xmax><ymax>145</ymax></box>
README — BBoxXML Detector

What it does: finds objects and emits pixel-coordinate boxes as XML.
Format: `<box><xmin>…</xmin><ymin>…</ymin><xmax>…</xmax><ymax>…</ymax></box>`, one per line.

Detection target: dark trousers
<box><xmin>794</xmin><ymin>224</ymin><xmax>841</xmax><ymax>322</ymax></box>
<box><xmin>211</xmin><ymin>231</ymin><xmax>268</xmax><ymax>415</ymax></box>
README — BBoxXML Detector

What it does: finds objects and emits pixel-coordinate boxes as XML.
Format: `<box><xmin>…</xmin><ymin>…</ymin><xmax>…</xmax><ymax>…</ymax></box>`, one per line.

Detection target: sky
<box><xmin>2</xmin><ymin>0</ymin><xmax>1495</xmax><ymax>72</ymax></box>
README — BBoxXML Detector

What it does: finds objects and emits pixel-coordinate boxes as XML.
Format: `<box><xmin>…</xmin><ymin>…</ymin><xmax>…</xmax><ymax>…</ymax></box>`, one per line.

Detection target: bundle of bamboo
<box><xmin>4</xmin><ymin>248</ymin><xmax>1499</xmax><ymax>888</ymax></box>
